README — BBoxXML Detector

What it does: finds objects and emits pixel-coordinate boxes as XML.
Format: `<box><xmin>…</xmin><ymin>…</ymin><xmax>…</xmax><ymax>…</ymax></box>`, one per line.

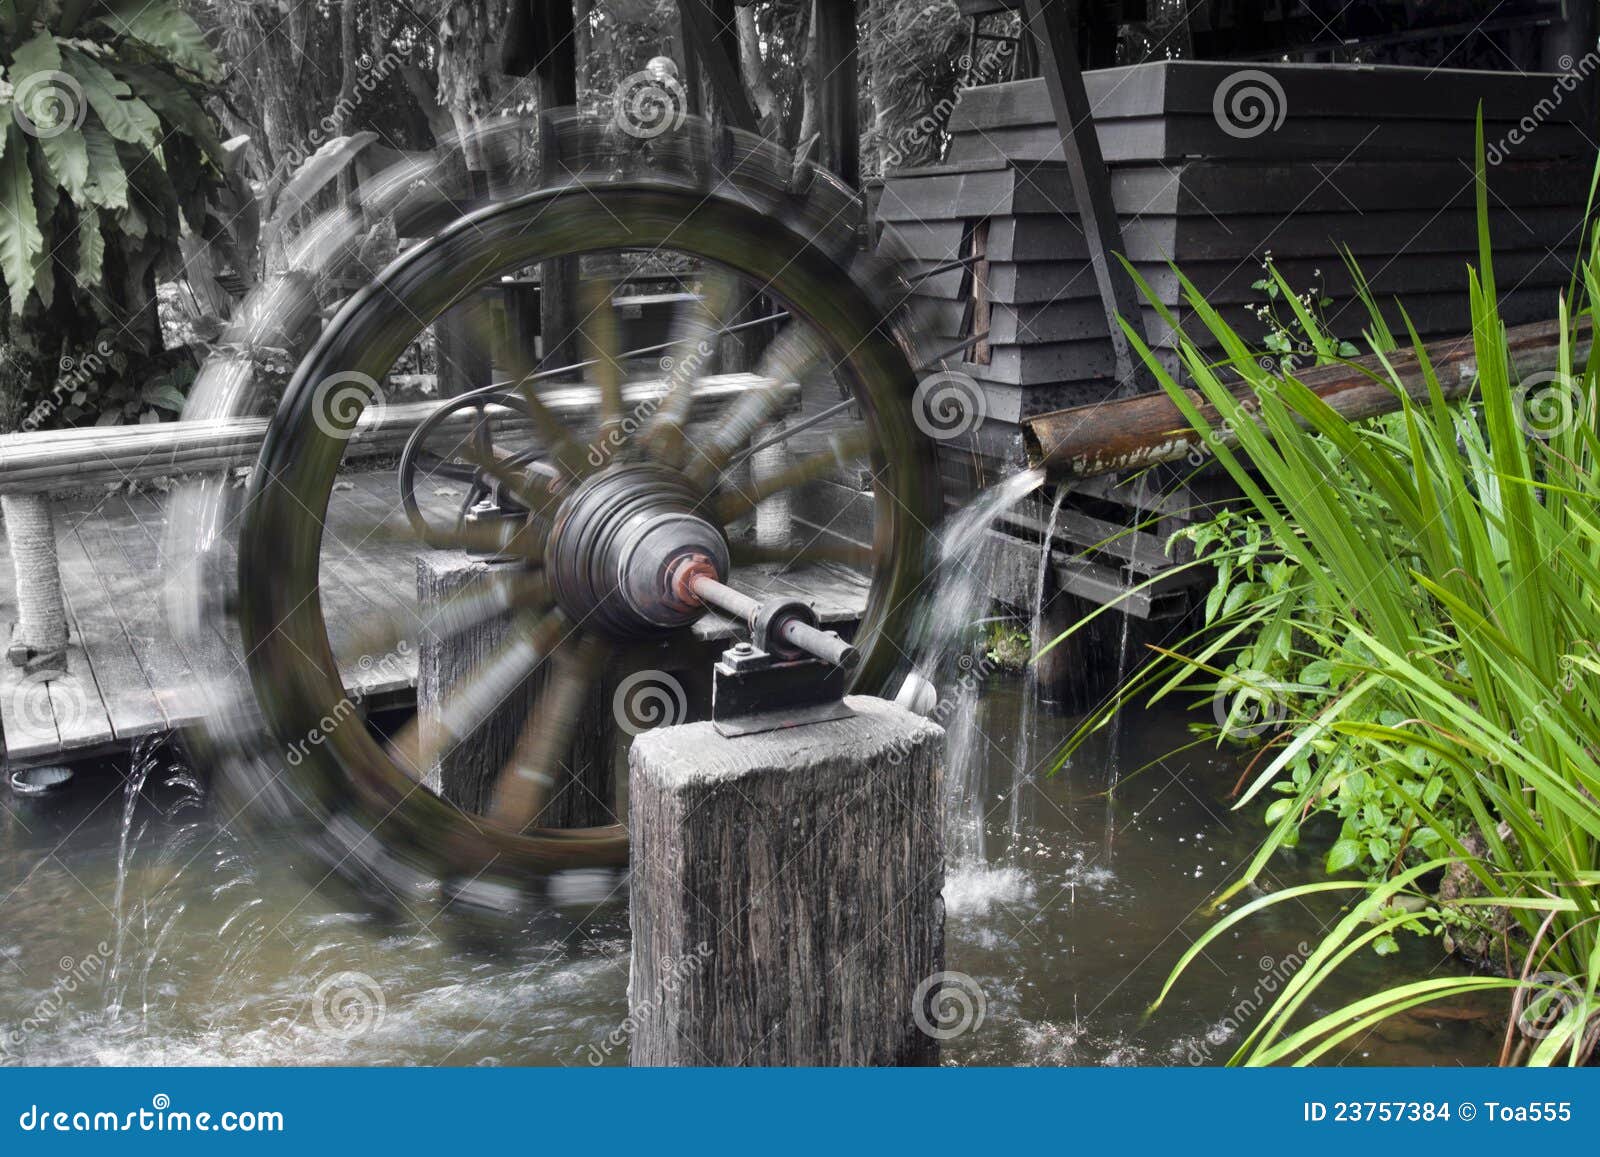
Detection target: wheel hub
<box><xmin>544</xmin><ymin>464</ymin><xmax>729</xmax><ymax>636</ymax></box>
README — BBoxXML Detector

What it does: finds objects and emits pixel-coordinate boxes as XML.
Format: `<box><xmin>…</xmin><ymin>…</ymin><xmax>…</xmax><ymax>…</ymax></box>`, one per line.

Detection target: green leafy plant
<box><xmin>0</xmin><ymin>0</ymin><xmax>226</xmax><ymax>430</ymax></box>
<box><xmin>1051</xmin><ymin>114</ymin><xmax>1600</xmax><ymax>1064</ymax></box>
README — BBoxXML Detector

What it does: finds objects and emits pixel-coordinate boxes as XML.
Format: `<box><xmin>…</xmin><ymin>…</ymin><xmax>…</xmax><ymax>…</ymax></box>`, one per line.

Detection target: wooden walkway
<box><xmin>0</xmin><ymin>470</ymin><xmax>871</xmax><ymax>767</ymax></box>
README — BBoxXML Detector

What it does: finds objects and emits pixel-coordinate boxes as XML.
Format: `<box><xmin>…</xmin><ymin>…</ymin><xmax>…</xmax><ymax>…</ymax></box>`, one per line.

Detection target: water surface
<box><xmin>0</xmin><ymin>688</ymin><xmax>1499</xmax><ymax>1067</ymax></box>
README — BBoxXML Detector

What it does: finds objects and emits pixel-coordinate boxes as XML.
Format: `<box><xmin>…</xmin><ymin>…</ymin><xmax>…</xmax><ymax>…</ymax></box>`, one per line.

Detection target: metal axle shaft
<box><xmin>687</xmin><ymin>573</ymin><xmax>860</xmax><ymax>670</ymax></box>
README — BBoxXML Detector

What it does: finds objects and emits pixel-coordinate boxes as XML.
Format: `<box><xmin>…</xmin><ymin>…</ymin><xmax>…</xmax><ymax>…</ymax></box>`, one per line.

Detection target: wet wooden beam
<box><xmin>813</xmin><ymin>0</ymin><xmax>860</xmax><ymax>188</ymax></box>
<box><xmin>535</xmin><ymin>0</ymin><xmax>580</xmax><ymax>376</ymax></box>
<box><xmin>1020</xmin><ymin>0</ymin><xmax>1153</xmax><ymax>392</ymax></box>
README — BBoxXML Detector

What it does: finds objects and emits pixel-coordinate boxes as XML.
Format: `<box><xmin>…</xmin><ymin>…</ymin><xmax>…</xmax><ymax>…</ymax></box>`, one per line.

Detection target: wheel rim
<box><xmin>238</xmin><ymin>179</ymin><xmax>941</xmax><ymax>887</ymax></box>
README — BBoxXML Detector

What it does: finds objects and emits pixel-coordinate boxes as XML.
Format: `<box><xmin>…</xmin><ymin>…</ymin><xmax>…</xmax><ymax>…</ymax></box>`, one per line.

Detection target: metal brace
<box><xmin>710</xmin><ymin>593</ymin><xmax>855</xmax><ymax>737</ymax></box>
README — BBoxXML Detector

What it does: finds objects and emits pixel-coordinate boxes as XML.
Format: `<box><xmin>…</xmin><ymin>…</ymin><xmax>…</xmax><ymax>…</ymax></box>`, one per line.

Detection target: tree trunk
<box><xmin>796</xmin><ymin>0</ymin><xmax>820</xmax><ymax>147</ymax></box>
<box><xmin>736</xmin><ymin>5</ymin><xmax>781</xmax><ymax>135</ymax></box>
<box><xmin>2</xmin><ymin>493</ymin><xmax>67</xmax><ymax>672</ymax></box>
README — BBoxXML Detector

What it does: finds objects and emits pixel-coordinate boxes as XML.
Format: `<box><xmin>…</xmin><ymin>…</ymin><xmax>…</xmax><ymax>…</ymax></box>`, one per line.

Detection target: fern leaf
<box><xmin>0</xmin><ymin>122</ymin><xmax>44</xmax><ymax>312</ymax></box>
<box><xmin>80</xmin><ymin>123</ymin><xmax>128</xmax><ymax>210</ymax></box>
<box><xmin>76</xmin><ymin>202</ymin><xmax>103</xmax><ymax>287</ymax></box>
<box><xmin>60</xmin><ymin>46</ymin><xmax>161</xmax><ymax>150</ymax></box>
<box><xmin>92</xmin><ymin>0</ymin><xmax>220</xmax><ymax>82</ymax></box>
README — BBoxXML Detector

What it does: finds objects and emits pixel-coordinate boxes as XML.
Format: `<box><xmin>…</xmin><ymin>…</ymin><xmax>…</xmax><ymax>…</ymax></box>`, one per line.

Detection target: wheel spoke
<box><xmin>388</xmin><ymin>609</ymin><xmax>567</xmax><ymax>781</ymax></box>
<box><xmin>582</xmin><ymin>279</ymin><xmax>627</xmax><ymax>440</ymax></box>
<box><xmin>342</xmin><ymin>571</ymin><xmax>551</xmax><ymax>662</ymax></box>
<box><xmin>487</xmin><ymin>633</ymin><xmax>607</xmax><ymax>831</ymax></box>
<box><xmin>453</xmin><ymin>440</ymin><xmax>553</xmax><ymax>513</ymax></box>
<box><xmin>460</xmin><ymin>299</ymin><xmax>589</xmax><ymax>478</ymax></box>
<box><xmin>641</xmin><ymin>270</ymin><xmax>738</xmax><ymax>465</ymax></box>
<box><xmin>360</xmin><ymin>510</ymin><xmax>546</xmax><ymax>557</ymax></box>
<box><xmin>715</xmin><ymin>428</ymin><xmax>871</xmax><ymax>524</ymax></box>
<box><xmin>682</xmin><ymin>321</ymin><xmax>825</xmax><ymax>487</ymax></box>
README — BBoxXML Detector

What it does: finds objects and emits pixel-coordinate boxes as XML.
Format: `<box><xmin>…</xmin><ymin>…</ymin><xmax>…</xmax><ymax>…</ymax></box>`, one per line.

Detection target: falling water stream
<box><xmin>1012</xmin><ymin>483</ymin><xmax>1070</xmax><ymax>856</ymax></box>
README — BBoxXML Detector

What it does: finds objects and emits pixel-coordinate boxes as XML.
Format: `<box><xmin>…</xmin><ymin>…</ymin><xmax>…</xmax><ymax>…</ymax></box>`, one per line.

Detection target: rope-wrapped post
<box><xmin>2</xmin><ymin>493</ymin><xmax>68</xmax><ymax>672</ymax></box>
<box><xmin>628</xmin><ymin>697</ymin><xmax>946</xmax><ymax>1065</ymax></box>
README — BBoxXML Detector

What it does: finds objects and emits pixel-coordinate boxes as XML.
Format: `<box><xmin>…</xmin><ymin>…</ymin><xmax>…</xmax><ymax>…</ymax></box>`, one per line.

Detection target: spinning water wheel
<box><xmin>217</xmin><ymin>114</ymin><xmax>946</xmax><ymax>899</ymax></box>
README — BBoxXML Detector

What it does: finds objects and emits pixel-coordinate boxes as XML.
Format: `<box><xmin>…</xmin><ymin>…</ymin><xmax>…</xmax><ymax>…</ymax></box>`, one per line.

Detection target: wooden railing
<box><xmin>0</xmin><ymin>373</ymin><xmax>784</xmax><ymax>494</ymax></box>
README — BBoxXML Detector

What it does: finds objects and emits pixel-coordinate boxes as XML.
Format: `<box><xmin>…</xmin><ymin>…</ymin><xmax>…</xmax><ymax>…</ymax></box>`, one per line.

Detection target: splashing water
<box><xmin>902</xmin><ymin>467</ymin><xmax>1045</xmax><ymax>865</ymax></box>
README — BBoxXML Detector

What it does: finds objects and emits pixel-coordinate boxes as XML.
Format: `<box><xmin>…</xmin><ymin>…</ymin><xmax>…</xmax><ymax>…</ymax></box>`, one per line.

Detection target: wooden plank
<box><xmin>950</xmin><ymin>63</ymin><xmax>1592</xmax><ymax>132</ymax></box>
<box><xmin>88</xmin><ymin>493</ymin><xmax>203</xmax><ymax>727</ymax></box>
<box><xmin>58</xmin><ymin>523</ymin><xmax>166</xmax><ymax>738</ymax></box>
<box><xmin>974</xmin><ymin>205</ymin><xmax>1584</xmax><ymax>267</ymax></box>
<box><xmin>949</xmin><ymin>115</ymin><xmax>1591</xmax><ymax>165</ymax></box>
<box><xmin>0</xmin><ymin>657</ymin><xmax>63</xmax><ymax>762</ymax></box>
<box><xmin>877</xmin><ymin>219</ymin><xmax>967</xmax><ymax>261</ymax></box>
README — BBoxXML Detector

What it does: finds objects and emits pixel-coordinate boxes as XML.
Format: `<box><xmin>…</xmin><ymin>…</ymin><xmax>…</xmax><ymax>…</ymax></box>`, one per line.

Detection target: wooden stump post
<box><xmin>416</xmin><ymin>551</ymin><xmax>616</xmax><ymax>826</ymax></box>
<box><xmin>628</xmin><ymin>696</ymin><xmax>946</xmax><ymax>1065</ymax></box>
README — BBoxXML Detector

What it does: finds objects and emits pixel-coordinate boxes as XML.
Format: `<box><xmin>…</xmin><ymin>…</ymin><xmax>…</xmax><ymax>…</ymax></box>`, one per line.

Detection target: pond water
<box><xmin>0</xmin><ymin>684</ymin><xmax>1502</xmax><ymax>1067</ymax></box>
